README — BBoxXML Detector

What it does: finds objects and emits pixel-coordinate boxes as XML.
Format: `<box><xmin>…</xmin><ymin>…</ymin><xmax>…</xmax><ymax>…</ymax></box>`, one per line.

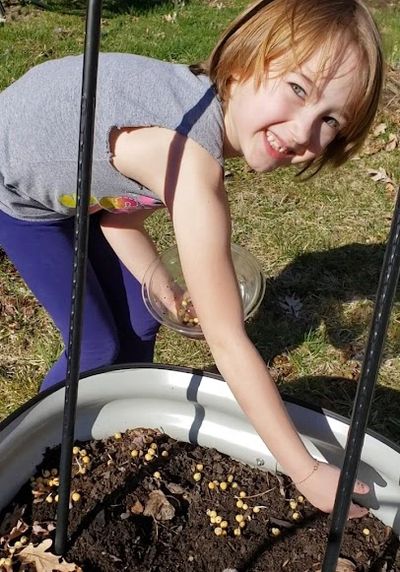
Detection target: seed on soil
<box><xmin>193</xmin><ymin>472</ymin><xmax>202</xmax><ymax>482</ymax></box>
<box><xmin>161</xmin><ymin>450</ymin><xmax>169</xmax><ymax>458</ymax></box>
<box><xmin>73</xmin><ymin>446</ymin><xmax>80</xmax><ymax>455</ymax></box>
<box><xmin>82</xmin><ymin>456</ymin><xmax>91</xmax><ymax>464</ymax></box>
<box><xmin>220</xmin><ymin>520</ymin><xmax>228</xmax><ymax>529</ymax></box>
<box><xmin>153</xmin><ymin>471</ymin><xmax>161</xmax><ymax>479</ymax></box>
<box><xmin>231</xmin><ymin>482</ymin><xmax>238</xmax><ymax>489</ymax></box>
<box><xmin>195</xmin><ymin>463</ymin><xmax>204</xmax><ymax>471</ymax></box>
<box><xmin>236</xmin><ymin>500</ymin><xmax>244</xmax><ymax>509</ymax></box>
<box><xmin>114</xmin><ymin>433</ymin><xmax>122</xmax><ymax>440</ymax></box>
<box><xmin>297</xmin><ymin>495</ymin><xmax>305</xmax><ymax>503</ymax></box>
<box><xmin>79</xmin><ymin>449</ymin><xmax>87</xmax><ymax>457</ymax></box>
<box><xmin>291</xmin><ymin>512</ymin><xmax>301</xmax><ymax>521</ymax></box>
<box><xmin>144</xmin><ymin>453</ymin><xmax>153</xmax><ymax>462</ymax></box>
<box><xmin>20</xmin><ymin>536</ymin><xmax>28</xmax><ymax>545</ymax></box>
<box><xmin>215</xmin><ymin>516</ymin><xmax>222</xmax><ymax>524</ymax></box>
<box><xmin>271</xmin><ymin>527</ymin><xmax>281</xmax><ymax>536</ymax></box>
<box><xmin>227</xmin><ymin>474</ymin><xmax>234</xmax><ymax>483</ymax></box>
<box><xmin>214</xmin><ymin>527</ymin><xmax>223</xmax><ymax>536</ymax></box>
<box><xmin>239</xmin><ymin>491</ymin><xmax>246</xmax><ymax>498</ymax></box>
<box><xmin>71</xmin><ymin>492</ymin><xmax>81</xmax><ymax>502</ymax></box>
<box><xmin>289</xmin><ymin>500</ymin><xmax>298</xmax><ymax>510</ymax></box>
<box><xmin>131</xmin><ymin>449</ymin><xmax>139</xmax><ymax>458</ymax></box>
<box><xmin>220</xmin><ymin>482</ymin><xmax>228</xmax><ymax>491</ymax></box>
<box><xmin>242</xmin><ymin>503</ymin><xmax>249</xmax><ymax>510</ymax></box>
<box><xmin>208</xmin><ymin>510</ymin><xmax>217</xmax><ymax>518</ymax></box>
<box><xmin>208</xmin><ymin>482</ymin><xmax>216</xmax><ymax>490</ymax></box>
<box><xmin>233</xmin><ymin>528</ymin><xmax>241</xmax><ymax>536</ymax></box>
<box><xmin>45</xmin><ymin>494</ymin><xmax>53</xmax><ymax>503</ymax></box>
<box><xmin>253</xmin><ymin>506</ymin><xmax>261</xmax><ymax>513</ymax></box>
<box><xmin>235</xmin><ymin>514</ymin><xmax>244</xmax><ymax>523</ymax></box>
<box><xmin>363</xmin><ymin>528</ymin><xmax>370</xmax><ymax>536</ymax></box>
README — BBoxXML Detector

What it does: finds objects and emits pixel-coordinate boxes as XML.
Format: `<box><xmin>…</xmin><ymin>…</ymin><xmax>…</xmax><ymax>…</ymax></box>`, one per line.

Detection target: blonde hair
<box><xmin>191</xmin><ymin>0</ymin><xmax>384</xmax><ymax>175</ymax></box>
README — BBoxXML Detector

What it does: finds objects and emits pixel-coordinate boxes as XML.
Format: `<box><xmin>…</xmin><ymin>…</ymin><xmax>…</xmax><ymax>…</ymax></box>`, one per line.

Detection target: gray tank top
<box><xmin>0</xmin><ymin>53</ymin><xmax>224</xmax><ymax>220</ymax></box>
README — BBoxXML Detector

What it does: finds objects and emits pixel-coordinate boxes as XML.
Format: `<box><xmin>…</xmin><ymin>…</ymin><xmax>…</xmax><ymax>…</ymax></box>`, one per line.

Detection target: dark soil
<box><xmin>1</xmin><ymin>428</ymin><xmax>399</xmax><ymax>571</ymax></box>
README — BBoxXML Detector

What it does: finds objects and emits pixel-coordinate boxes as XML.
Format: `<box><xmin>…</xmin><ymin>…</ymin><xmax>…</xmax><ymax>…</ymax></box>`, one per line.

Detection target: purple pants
<box><xmin>0</xmin><ymin>209</ymin><xmax>160</xmax><ymax>391</ymax></box>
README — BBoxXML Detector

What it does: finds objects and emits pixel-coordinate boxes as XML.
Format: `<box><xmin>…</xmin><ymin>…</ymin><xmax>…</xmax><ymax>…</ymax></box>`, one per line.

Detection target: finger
<box><xmin>354</xmin><ymin>480</ymin><xmax>369</xmax><ymax>495</ymax></box>
<box><xmin>348</xmin><ymin>502</ymin><xmax>369</xmax><ymax>519</ymax></box>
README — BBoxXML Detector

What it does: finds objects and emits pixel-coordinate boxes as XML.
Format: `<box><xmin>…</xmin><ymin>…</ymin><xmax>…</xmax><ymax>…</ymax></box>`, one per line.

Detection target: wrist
<box><xmin>292</xmin><ymin>459</ymin><xmax>320</xmax><ymax>486</ymax></box>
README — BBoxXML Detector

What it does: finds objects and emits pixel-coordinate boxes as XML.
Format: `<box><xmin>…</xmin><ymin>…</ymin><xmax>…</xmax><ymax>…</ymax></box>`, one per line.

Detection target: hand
<box><xmin>176</xmin><ymin>291</ymin><xmax>199</xmax><ymax>327</ymax></box>
<box><xmin>294</xmin><ymin>462</ymin><xmax>369</xmax><ymax>519</ymax></box>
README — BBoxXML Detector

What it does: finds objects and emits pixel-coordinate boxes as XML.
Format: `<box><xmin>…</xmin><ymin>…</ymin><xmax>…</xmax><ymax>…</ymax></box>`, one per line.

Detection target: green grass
<box><xmin>1</xmin><ymin>0</ymin><xmax>400</xmax><ymax>445</ymax></box>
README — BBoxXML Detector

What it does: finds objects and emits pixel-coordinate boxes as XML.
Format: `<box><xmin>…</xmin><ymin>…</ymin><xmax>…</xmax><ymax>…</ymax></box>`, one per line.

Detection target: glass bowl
<box><xmin>142</xmin><ymin>243</ymin><xmax>266</xmax><ymax>339</ymax></box>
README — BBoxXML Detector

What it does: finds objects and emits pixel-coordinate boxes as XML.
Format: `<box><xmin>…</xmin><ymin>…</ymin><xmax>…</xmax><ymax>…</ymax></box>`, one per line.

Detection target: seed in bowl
<box><xmin>177</xmin><ymin>295</ymin><xmax>199</xmax><ymax>327</ymax></box>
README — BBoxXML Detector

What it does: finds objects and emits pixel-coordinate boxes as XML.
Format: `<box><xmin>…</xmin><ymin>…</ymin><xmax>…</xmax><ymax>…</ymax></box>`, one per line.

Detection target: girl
<box><xmin>0</xmin><ymin>0</ymin><xmax>384</xmax><ymax>516</ymax></box>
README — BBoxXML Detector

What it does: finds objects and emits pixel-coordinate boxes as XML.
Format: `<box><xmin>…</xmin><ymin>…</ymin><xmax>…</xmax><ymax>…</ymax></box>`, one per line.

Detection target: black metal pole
<box><xmin>54</xmin><ymin>0</ymin><xmax>102</xmax><ymax>555</ymax></box>
<box><xmin>322</xmin><ymin>187</ymin><xmax>400</xmax><ymax>571</ymax></box>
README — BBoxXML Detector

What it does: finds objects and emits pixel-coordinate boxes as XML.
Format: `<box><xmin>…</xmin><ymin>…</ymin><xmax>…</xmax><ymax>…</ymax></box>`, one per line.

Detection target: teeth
<box><xmin>266</xmin><ymin>131</ymin><xmax>288</xmax><ymax>154</ymax></box>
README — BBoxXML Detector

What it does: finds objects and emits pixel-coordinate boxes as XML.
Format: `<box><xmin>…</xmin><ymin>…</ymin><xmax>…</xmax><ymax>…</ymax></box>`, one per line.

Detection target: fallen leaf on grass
<box><xmin>143</xmin><ymin>490</ymin><xmax>175</xmax><ymax>521</ymax></box>
<box><xmin>368</xmin><ymin>167</ymin><xmax>392</xmax><ymax>183</ymax></box>
<box><xmin>385</xmin><ymin>133</ymin><xmax>399</xmax><ymax>151</ymax></box>
<box><xmin>17</xmin><ymin>538</ymin><xmax>82</xmax><ymax>571</ymax></box>
<box><xmin>367</xmin><ymin>168</ymin><xmax>396</xmax><ymax>194</ymax></box>
<box><xmin>278</xmin><ymin>294</ymin><xmax>303</xmax><ymax>318</ymax></box>
<box><xmin>373</xmin><ymin>122</ymin><xmax>387</xmax><ymax>136</ymax></box>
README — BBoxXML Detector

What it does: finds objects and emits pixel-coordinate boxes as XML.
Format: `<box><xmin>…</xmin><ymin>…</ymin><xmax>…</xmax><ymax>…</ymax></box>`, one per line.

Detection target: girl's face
<box><xmin>223</xmin><ymin>45</ymin><xmax>359</xmax><ymax>172</ymax></box>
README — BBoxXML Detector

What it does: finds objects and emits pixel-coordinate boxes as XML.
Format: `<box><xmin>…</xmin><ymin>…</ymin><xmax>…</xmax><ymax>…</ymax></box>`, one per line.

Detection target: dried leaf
<box><xmin>368</xmin><ymin>167</ymin><xmax>390</xmax><ymax>182</ymax></box>
<box><xmin>0</xmin><ymin>507</ymin><xmax>26</xmax><ymax>536</ymax></box>
<box><xmin>166</xmin><ymin>483</ymin><xmax>186</xmax><ymax>495</ymax></box>
<box><xmin>18</xmin><ymin>539</ymin><xmax>82</xmax><ymax>571</ymax></box>
<box><xmin>373</xmin><ymin>122</ymin><xmax>387</xmax><ymax>136</ymax></box>
<box><xmin>316</xmin><ymin>557</ymin><xmax>356</xmax><ymax>571</ymax></box>
<box><xmin>6</xmin><ymin>519</ymin><xmax>29</xmax><ymax>543</ymax></box>
<box><xmin>143</xmin><ymin>490</ymin><xmax>175</xmax><ymax>521</ymax></box>
<box><xmin>130</xmin><ymin>500</ymin><xmax>144</xmax><ymax>514</ymax></box>
<box><xmin>385</xmin><ymin>133</ymin><xmax>398</xmax><ymax>151</ymax></box>
<box><xmin>278</xmin><ymin>294</ymin><xmax>303</xmax><ymax>318</ymax></box>
<box><xmin>163</xmin><ymin>11</ymin><xmax>177</xmax><ymax>22</ymax></box>
<box><xmin>32</xmin><ymin>521</ymin><xmax>52</xmax><ymax>537</ymax></box>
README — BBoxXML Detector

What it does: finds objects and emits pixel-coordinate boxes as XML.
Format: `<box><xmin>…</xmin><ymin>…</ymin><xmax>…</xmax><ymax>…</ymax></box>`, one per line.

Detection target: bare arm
<box><xmin>102</xmin><ymin>126</ymin><xmax>369</xmax><ymax>517</ymax></box>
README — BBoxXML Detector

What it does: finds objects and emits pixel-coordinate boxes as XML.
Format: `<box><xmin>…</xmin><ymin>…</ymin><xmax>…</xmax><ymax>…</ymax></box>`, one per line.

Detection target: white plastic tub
<box><xmin>0</xmin><ymin>364</ymin><xmax>399</xmax><ymax>534</ymax></box>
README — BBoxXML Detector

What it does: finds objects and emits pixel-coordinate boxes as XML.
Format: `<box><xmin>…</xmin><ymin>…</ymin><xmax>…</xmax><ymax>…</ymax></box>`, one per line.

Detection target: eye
<box><xmin>324</xmin><ymin>116</ymin><xmax>340</xmax><ymax>129</ymax></box>
<box><xmin>289</xmin><ymin>82</ymin><xmax>306</xmax><ymax>98</ymax></box>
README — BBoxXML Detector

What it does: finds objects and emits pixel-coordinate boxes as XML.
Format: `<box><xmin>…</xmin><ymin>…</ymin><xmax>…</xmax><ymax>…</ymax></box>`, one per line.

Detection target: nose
<box><xmin>289</xmin><ymin>112</ymin><xmax>315</xmax><ymax>153</ymax></box>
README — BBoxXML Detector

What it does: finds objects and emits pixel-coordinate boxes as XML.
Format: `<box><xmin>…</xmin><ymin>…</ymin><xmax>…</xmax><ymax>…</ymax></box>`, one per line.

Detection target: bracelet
<box><xmin>293</xmin><ymin>460</ymin><xmax>320</xmax><ymax>486</ymax></box>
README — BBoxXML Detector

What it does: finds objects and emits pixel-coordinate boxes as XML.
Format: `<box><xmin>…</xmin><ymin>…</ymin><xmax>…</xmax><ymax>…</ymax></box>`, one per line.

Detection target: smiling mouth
<box><xmin>265</xmin><ymin>130</ymin><xmax>289</xmax><ymax>155</ymax></box>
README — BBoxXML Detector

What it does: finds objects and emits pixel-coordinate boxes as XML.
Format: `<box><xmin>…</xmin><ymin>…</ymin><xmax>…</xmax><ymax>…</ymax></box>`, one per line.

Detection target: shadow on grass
<box><xmin>248</xmin><ymin>242</ymin><xmax>394</xmax><ymax>360</ymax></box>
<box><xmin>23</xmin><ymin>0</ymin><xmax>181</xmax><ymax>17</ymax></box>
<box><xmin>243</xmin><ymin>242</ymin><xmax>400</xmax><ymax>444</ymax></box>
